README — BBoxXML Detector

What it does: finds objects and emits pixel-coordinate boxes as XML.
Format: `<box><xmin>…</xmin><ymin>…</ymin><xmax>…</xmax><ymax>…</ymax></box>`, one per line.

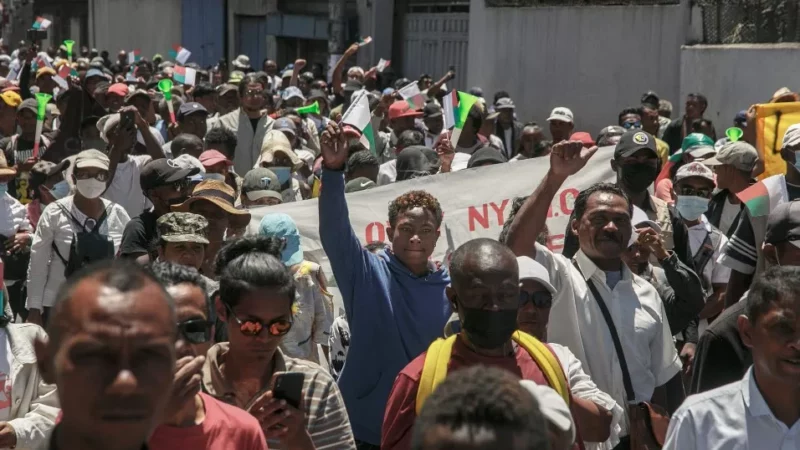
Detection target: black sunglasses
<box><xmin>177</xmin><ymin>319</ymin><xmax>213</xmax><ymax>344</ymax></box>
<box><xmin>520</xmin><ymin>291</ymin><xmax>553</xmax><ymax>309</ymax></box>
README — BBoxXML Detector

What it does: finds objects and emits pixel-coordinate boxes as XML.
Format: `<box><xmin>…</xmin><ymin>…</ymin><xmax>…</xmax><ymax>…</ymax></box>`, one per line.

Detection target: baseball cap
<box><xmin>177</xmin><ymin>102</ymin><xmax>208</xmax><ymax>120</ymax></box>
<box><xmin>107</xmin><ymin>83</ymin><xmax>128</xmax><ymax>97</ymax></box>
<box><xmin>282</xmin><ymin>86</ymin><xmax>305</xmax><ymax>101</ymax></box>
<box><xmin>681</xmin><ymin>132</ymin><xmax>715</xmax><ymax>152</ymax></box>
<box><xmin>614</xmin><ymin>130</ymin><xmax>658</xmax><ymax>159</ymax></box>
<box><xmin>495</xmin><ymin>97</ymin><xmax>515</xmax><ymax>110</ymax></box>
<box><xmin>388</xmin><ymin>101</ymin><xmax>423</xmax><ymax>120</ymax></box>
<box><xmin>36</xmin><ymin>67</ymin><xmax>56</xmax><ymax>79</ymax></box>
<box><xmin>157</xmin><ymin>212</ymin><xmax>210</xmax><ymax>245</ymax></box>
<box><xmin>782</xmin><ymin>124</ymin><xmax>800</xmax><ymax>150</ymax></box>
<box><xmin>765</xmin><ymin>201</ymin><xmax>800</xmax><ymax>247</ymax></box>
<box><xmin>17</xmin><ymin>98</ymin><xmax>38</xmax><ymax>115</ymax></box>
<box><xmin>125</xmin><ymin>89</ymin><xmax>151</xmax><ymax>104</ymax></box>
<box><xmin>256</xmin><ymin>130</ymin><xmax>303</xmax><ymax>170</ymax></box>
<box><xmin>467</xmin><ymin>146</ymin><xmax>507</xmax><ymax>168</ymax></box>
<box><xmin>423</xmin><ymin>102</ymin><xmax>442</xmax><ymax>119</ymax></box>
<box><xmin>516</xmin><ymin>256</ymin><xmax>556</xmax><ymax>295</ymax></box>
<box><xmin>274</xmin><ymin>117</ymin><xmax>297</xmax><ymax>136</ymax></box>
<box><xmin>308</xmin><ymin>89</ymin><xmax>327</xmax><ymax>101</ymax></box>
<box><xmin>242</xmin><ymin>168</ymin><xmax>282</xmax><ymax>202</ymax></box>
<box><xmin>0</xmin><ymin>91</ymin><xmax>21</xmax><ymax>108</ymax></box>
<box><xmin>641</xmin><ymin>91</ymin><xmax>660</xmax><ymax>109</ymax></box>
<box><xmin>228</xmin><ymin>71</ymin><xmax>245</xmax><ymax>84</ymax></box>
<box><xmin>258</xmin><ymin>213</ymin><xmax>303</xmax><ymax>267</ymax></box>
<box><xmin>519</xmin><ymin>381</ymin><xmax>575</xmax><ymax>446</ymax></box>
<box><xmin>734</xmin><ymin>110</ymin><xmax>748</xmax><ymax>126</ymax></box>
<box><xmin>199</xmin><ymin>150</ymin><xmax>233</xmax><ymax>168</ymax></box>
<box><xmin>343</xmin><ymin>79</ymin><xmax>363</xmax><ymax>94</ymax></box>
<box><xmin>702</xmin><ymin>141</ymin><xmax>758</xmax><ymax>173</ymax></box>
<box><xmin>140</xmin><ymin>158</ymin><xmax>199</xmax><ymax>191</ymax></box>
<box><xmin>85</xmin><ymin>68</ymin><xmax>107</xmax><ymax>80</ymax></box>
<box><xmin>674</xmin><ymin>161</ymin><xmax>715</xmax><ymax>184</ymax></box>
<box><xmin>631</xmin><ymin>205</ymin><xmax>662</xmax><ymax>234</ymax></box>
<box><xmin>547</xmin><ymin>107</ymin><xmax>574</xmax><ymax>123</ymax></box>
<box><xmin>217</xmin><ymin>83</ymin><xmax>237</xmax><ymax>96</ymax></box>
<box><xmin>345</xmin><ymin>177</ymin><xmax>376</xmax><ymax>193</ymax></box>
<box><xmin>172</xmin><ymin>180</ymin><xmax>251</xmax><ymax>228</ymax></box>
<box><xmin>74</xmin><ymin>149</ymin><xmax>110</xmax><ymax>171</ymax></box>
<box><xmin>468</xmin><ymin>86</ymin><xmax>484</xmax><ymax>98</ymax></box>
<box><xmin>570</xmin><ymin>132</ymin><xmax>595</xmax><ymax>147</ymax></box>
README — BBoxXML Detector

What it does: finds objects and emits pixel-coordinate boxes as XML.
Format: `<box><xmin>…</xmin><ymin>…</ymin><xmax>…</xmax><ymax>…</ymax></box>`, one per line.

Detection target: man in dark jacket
<box><xmin>663</xmin><ymin>93</ymin><xmax>708</xmax><ymax>153</ymax></box>
<box><xmin>493</xmin><ymin>97</ymin><xmax>524</xmax><ymax>160</ymax></box>
<box><xmin>702</xmin><ymin>141</ymin><xmax>757</xmax><ymax>236</ymax></box>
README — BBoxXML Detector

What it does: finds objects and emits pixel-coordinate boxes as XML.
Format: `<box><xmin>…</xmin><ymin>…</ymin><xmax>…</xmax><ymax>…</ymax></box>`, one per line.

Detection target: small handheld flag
<box><xmin>53</xmin><ymin>64</ymin><xmax>71</xmax><ymax>90</ymax></box>
<box><xmin>32</xmin><ymin>93</ymin><xmax>52</xmax><ymax>158</ymax></box>
<box><xmin>442</xmin><ymin>90</ymin><xmax>479</xmax><ymax>147</ymax></box>
<box><xmin>128</xmin><ymin>50</ymin><xmax>142</xmax><ymax>65</ymax></box>
<box><xmin>32</xmin><ymin>17</ymin><xmax>52</xmax><ymax>30</ymax></box>
<box><xmin>170</xmin><ymin>44</ymin><xmax>192</xmax><ymax>65</ymax></box>
<box><xmin>341</xmin><ymin>90</ymin><xmax>376</xmax><ymax>154</ymax></box>
<box><xmin>357</xmin><ymin>36</ymin><xmax>373</xmax><ymax>47</ymax></box>
<box><xmin>296</xmin><ymin>101</ymin><xmax>320</xmax><ymax>115</ymax></box>
<box><xmin>63</xmin><ymin>40</ymin><xmax>75</xmax><ymax>63</ymax></box>
<box><xmin>398</xmin><ymin>82</ymin><xmax>426</xmax><ymax>110</ymax></box>
<box><xmin>173</xmin><ymin>66</ymin><xmax>196</xmax><ymax>86</ymax></box>
<box><xmin>737</xmin><ymin>174</ymin><xmax>788</xmax><ymax>218</ymax></box>
<box><xmin>158</xmin><ymin>79</ymin><xmax>176</xmax><ymax>123</ymax></box>
<box><xmin>377</xmin><ymin>59</ymin><xmax>391</xmax><ymax>72</ymax></box>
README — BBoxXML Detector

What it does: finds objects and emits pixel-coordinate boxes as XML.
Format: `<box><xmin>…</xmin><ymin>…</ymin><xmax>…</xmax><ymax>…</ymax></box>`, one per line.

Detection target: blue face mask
<box><xmin>675</xmin><ymin>195</ymin><xmax>710</xmax><ymax>221</ymax></box>
<box><xmin>0</xmin><ymin>183</ymin><xmax>7</xmax><ymax>195</ymax></box>
<box><xmin>48</xmin><ymin>180</ymin><xmax>70</xmax><ymax>200</ymax></box>
<box><xmin>271</xmin><ymin>167</ymin><xmax>292</xmax><ymax>186</ymax></box>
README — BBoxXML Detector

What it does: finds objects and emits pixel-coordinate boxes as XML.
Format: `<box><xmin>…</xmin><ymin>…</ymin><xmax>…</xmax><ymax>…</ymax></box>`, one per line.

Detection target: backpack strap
<box><xmin>53</xmin><ymin>201</ymin><xmax>87</xmax><ymax>230</ymax></box>
<box><xmin>415</xmin><ymin>332</ymin><xmax>570</xmax><ymax>415</ymax></box>
<box><xmin>416</xmin><ymin>336</ymin><xmax>455</xmax><ymax>415</ymax></box>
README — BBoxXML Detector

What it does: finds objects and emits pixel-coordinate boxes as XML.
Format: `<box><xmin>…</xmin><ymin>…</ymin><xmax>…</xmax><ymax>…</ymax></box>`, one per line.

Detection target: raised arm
<box><xmin>134</xmin><ymin>106</ymin><xmax>165</xmax><ymax>160</ymax></box>
<box><xmin>506</xmin><ymin>141</ymin><xmax>598</xmax><ymax>259</ymax></box>
<box><xmin>332</xmin><ymin>44</ymin><xmax>359</xmax><ymax>96</ymax></box>
<box><xmin>426</xmin><ymin>70</ymin><xmax>455</xmax><ymax>99</ymax></box>
<box><xmin>289</xmin><ymin>59</ymin><xmax>306</xmax><ymax>87</ymax></box>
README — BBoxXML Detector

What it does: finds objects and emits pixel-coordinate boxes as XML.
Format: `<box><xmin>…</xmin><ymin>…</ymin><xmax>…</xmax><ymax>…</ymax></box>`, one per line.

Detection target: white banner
<box><xmin>249</xmin><ymin>147</ymin><xmax>616</xmax><ymax>291</ymax></box>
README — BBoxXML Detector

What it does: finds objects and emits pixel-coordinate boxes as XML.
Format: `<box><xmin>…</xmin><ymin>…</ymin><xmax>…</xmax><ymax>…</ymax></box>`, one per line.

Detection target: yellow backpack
<box><xmin>415</xmin><ymin>331</ymin><xmax>570</xmax><ymax>415</ymax></box>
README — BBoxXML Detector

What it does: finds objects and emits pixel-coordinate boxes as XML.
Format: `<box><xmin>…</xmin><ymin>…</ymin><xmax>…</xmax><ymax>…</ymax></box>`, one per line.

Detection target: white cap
<box><xmin>782</xmin><ymin>123</ymin><xmax>800</xmax><ymax>150</ymax></box>
<box><xmin>675</xmin><ymin>161</ymin><xmax>715</xmax><ymax>184</ymax></box>
<box><xmin>517</xmin><ymin>256</ymin><xmax>556</xmax><ymax>296</ymax></box>
<box><xmin>519</xmin><ymin>381</ymin><xmax>576</xmax><ymax>445</ymax></box>
<box><xmin>629</xmin><ymin>205</ymin><xmax>659</xmax><ymax>247</ymax></box>
<box><xmin>547</xmin><ymin>107</ymin><xmax>574</xmax><ymax>123</ymax></box>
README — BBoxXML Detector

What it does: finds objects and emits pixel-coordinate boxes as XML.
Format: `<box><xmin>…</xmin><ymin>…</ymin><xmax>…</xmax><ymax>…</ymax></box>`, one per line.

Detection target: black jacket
<box><xmin>690</xmin><ymin>300</ymin><xmax>751</xmax><ymax>394</ymax></box>
<box><xmin>494</xmin><ymin>121</ymin><xmax>524</xmax><ymax>159</ymax></box>
<box><xmin>706</xmin><ymin>189</ymin><xmax>745</xmax><ymax>237</ymax></box>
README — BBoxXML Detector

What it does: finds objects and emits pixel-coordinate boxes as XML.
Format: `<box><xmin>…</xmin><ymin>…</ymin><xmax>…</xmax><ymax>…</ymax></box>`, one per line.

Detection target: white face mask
<box><xmin>75</xmin><ymin>179</ymin><xmax>106</xmax><ymax>199</ymax></box>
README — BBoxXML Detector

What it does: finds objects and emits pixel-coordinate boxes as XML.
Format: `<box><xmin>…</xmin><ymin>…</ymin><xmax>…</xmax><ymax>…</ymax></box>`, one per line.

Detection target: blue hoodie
<box><xmin>319</xmin><ymin>169</ymin><xmax>451</xmax><ymax>445</ymax></box>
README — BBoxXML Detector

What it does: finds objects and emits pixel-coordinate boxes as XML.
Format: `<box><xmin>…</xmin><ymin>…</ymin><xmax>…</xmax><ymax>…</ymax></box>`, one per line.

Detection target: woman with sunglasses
<box><xmin>202</xmin><ymin>236</ymin><xmax>356</xmax><ymax>450</ymax></box>
<box><xmin>149</xmin><ymin>262</ymin><xmax>268</xmax><ymax>450</ymax></box>
<box><xmin>516</xmin><ymin>256</ymin><xmax>623</xmax><ymax>450</ymax></box>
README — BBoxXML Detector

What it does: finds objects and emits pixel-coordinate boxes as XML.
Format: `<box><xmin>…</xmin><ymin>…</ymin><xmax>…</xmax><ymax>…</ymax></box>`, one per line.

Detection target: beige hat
<box><xmin>255</xmin><ymin>130</ymin><xmax>303</xmax><ymax>171</ymax></box>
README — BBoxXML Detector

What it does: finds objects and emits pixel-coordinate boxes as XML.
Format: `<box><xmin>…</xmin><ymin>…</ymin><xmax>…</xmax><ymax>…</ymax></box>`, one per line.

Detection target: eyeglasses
<box><xmin>177</xmin><ymin>319</ymin><xmax>213</xmax><ymax>344</ymax></box>
<box><xmin>622</xmin><ymin>121</ymin><xmax>642</xmax><ymax>130</ymax></box>
<box><xmin>677</xmin><ymin>186</ymin><xmax>712</xmax><ymax>198</ymax></box>
<box><xmin>170</xmin><ymin>179</ymin><xmax>188</xmax><ymax>192</ymax></box>
<box><xmin>225</xmin><ymin>304</ymin><xmax>292</xmax><ymax>337</ymax></box>
<box><xmin>520</xmin><ymin>291</ymin><xmax>553</xmax><ymax>309</ymax></box>
<box><xmin>75</xmin><ymin>171</ymin><xmax>109</xmax><ymax>182</ymax></box>
<box><xmin>244</xmin><ymin>89</ymin><xmax>265</xmax><ymax>98</ymax></box>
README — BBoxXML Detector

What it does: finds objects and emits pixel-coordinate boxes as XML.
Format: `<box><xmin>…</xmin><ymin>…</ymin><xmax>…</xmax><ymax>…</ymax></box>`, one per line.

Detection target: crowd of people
<box><xmin>0</xmin><ymin>36</ymin><xmax>794</xmax><ymax>450</ymax></box>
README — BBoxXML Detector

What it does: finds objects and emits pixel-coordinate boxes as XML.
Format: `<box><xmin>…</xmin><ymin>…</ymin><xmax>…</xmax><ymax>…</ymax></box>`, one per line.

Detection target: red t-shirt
<box><xmin>149</xmin><ymin>392</ymin><xmax>269</xmax><ymax>450</ymax></box>
<box><xmin>381</xmin><ymin>335</ymin><xmax>551</xmax><ymax>450</ymax></box>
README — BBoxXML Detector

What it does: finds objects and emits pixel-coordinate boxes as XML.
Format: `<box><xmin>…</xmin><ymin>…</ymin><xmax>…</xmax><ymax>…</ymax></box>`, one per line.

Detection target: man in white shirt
<box><xmin>0</xmin><ymin>152</ymin><xmax>32</xmax><ymax>320</ymax></box>
<box><xmin>664</xmin><ymin>265</ymin><xmax>800</xmax><ymax>450</ymax></box>
<box><xmin>504</xmin><ymin>140</ymin><xmax>682</xmax><ymax>447</ymax></box>
<box><xmin>26</xmin><ymin>149</ymin><xmax>130</xmax><ymax>327</ymax></box>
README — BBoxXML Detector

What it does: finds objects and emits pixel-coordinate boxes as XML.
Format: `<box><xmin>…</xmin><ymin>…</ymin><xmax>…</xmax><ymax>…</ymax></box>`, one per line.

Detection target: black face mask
<box><xmin>459</xmin><ymin>301</ymin><xmax>518</xmax><ymax>349</ymax></box>
<box><xmin>619</xmin><ymin>163</ymin><xmax>658</xmax><ymax>193</ymax></box>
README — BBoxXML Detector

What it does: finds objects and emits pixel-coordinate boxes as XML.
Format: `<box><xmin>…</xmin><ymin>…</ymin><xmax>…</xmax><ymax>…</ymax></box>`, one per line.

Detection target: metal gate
<box><xmin>402</xmin><ymin>13</ymin><xmax>469</xmax><ymax>91</ymax></box>
<box><xmin>182</xmin><ymin>0</ymin><xmax>225</xmax><ymax>68</ymax></box>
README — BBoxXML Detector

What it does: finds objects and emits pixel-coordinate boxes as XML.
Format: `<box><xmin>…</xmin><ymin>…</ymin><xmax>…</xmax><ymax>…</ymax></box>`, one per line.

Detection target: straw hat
<box><xmin>171</xmin><ymin>179</ymin><xmax>251</xmax><ymax>228</ymax></box>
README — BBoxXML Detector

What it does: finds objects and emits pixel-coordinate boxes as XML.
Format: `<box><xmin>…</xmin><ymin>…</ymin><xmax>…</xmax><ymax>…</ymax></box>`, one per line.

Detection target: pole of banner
<box><xmin>158</xmin><ymin>79</ymin><xmax>176</xmax><ymax>123</ymax></box>
<box><xmin>32</xmin><ymin>93</ymin><xmax>52</xmax><ymax>158</ymax></box>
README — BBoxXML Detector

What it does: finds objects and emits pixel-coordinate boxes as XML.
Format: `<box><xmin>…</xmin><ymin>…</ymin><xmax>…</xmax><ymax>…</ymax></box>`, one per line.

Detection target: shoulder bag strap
<box><xmin>571</xmin><ymin>260</ymin><xmax>636</xmax><ymax>403</ymax></box>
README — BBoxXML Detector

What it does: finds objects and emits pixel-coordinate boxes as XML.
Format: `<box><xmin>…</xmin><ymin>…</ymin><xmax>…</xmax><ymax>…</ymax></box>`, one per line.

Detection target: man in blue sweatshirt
<box><xmin>319</xmin><ymin>122</ymin><xmax>451</xmax><ymax>449</ymax></box>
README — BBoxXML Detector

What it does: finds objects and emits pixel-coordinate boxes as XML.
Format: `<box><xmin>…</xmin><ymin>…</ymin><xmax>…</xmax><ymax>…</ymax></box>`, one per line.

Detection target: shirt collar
<box><xmin>742</xmin><ymin>367</ymin><xmax>774</xmax><ymax>418</ymax></box>
<box><xmin>688</xmin><ymin>214</ymin><xmax>712</xmax><ymax>232</ymax></box>
<box><xmin>202</xmin><ymin>342</ymin><xmax>288</xmax><ymax>408</ymax></box>
<box><xmin>574</xmin><ymin>250</ymin><xmax>633</xmax><ymax>286</ymax></box>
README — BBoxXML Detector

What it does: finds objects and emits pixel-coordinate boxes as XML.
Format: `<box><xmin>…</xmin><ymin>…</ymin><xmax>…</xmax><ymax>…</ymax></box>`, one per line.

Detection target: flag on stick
<box><xmin>32</xmin><ymin>17</ymin><xmax>51</xmax><ymax>30</ymax></box>
<box><xmin>442</xmin><ymin>90</ymin><xmax>479</xmax><ymax>146</ymax></box>
<box><xmin>398</xmin><ymin>82</ymin><xmax>426</xmax><ymax>110</ymax></box>
<box><xmin>128</xmin><ymin>50</ymin><xmax>142</xmax><ymax>65</ymax></box>
<box><xmin>173</xmin><ymin>66</ymin><xmax>196</xmax><ymax>86</ymax></box>
<box><xmin>169</xmin><ymin>44</ymin><xmax>192</xmax><ymax>65</ymax></box>
<box><xmin>357</xmin><ymin>36</ymin><xmax>373</xmax><ymax>47</ymax></box>
<box><xmin>341</xmin><ymin>90</ymin><xmax>376</xmax><ymax>154</ymax></box>
<box><xmin>377</xmin><ymin>59</ymin><xmax>391</xmax><ymax>72</ymax></box>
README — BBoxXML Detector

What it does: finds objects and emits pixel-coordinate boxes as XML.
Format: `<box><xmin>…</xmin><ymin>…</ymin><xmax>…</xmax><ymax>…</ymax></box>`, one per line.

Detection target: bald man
<box><xmin>34</xmin><ymin>260</ymin><xmax>177</xmax><ymax>450</ymax></box>
<box><xmin>382</xmin><ymin>238</ymin><xmax>576</xmax><ymax>450</ymax></box>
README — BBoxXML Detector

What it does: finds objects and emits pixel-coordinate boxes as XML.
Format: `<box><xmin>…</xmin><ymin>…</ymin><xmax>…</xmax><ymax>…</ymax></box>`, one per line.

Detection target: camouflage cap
<box><xmin>157</xmin><ymin>212</ymin><xmax>210</xmax><ymax>245</ymax></box>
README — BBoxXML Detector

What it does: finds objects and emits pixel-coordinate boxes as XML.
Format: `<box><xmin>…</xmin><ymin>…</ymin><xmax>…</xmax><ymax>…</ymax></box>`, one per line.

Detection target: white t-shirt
<box><xmin>103</xmin><ymin>154</ymin><xmax>152</xmax><ymax>218</ymax></box>
<box><xmin>377</xmin><ymin>160</ymin><xmax>397</xmax><ymax>186</ymax></box>
<box><xmin>0</xmin><ymin>329</ymin><xmax>13</xmax><ymax>422</ymax></box>
<box><xmin>687</xmin><ymin>215</ymin><xmax>731</xmax><ymax>335</ymax></box>
<box><xmin>718</xmin><ymin>197</ymin><xmax>741</xmax><ymax>236</ymax></box>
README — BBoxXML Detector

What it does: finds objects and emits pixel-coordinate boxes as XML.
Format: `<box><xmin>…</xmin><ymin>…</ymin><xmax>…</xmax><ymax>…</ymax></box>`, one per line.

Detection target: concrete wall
<box><xmin>467</xmin><ymin>1</ymin><xmax>690</xmax><ymax>138</ymax></box>
<box><xmin>680</xmin><ymin>44</ymin><xmax>800</xmax><ymax>130</ymax></box>
<box><xmin>89</xmin><ymin>0</ymin><xmax>181</xmax><ymax>59</ymax></box>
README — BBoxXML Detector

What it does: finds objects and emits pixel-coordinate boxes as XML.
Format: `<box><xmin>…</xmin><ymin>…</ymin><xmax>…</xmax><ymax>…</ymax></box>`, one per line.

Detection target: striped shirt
<box><xmin>201</xmin><ymin>343</ymin><xmax>356</xmax><ymax>450</ymax></box>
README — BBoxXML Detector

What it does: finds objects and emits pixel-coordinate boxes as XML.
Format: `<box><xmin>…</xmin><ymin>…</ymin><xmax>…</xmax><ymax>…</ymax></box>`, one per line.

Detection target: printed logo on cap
<box><xmin>633</xmin><ymin>132</ymin><xmax>649</xmax><ymax>145</ymax></box>
<box><xmin>259</xmin><ymin>177</ymin><xmax>272</xmax><ymax>188</ymax></box>
<box><xmin>167</xmin><ymin>159</ymin><xmax>179</xmax><ymax>168</ymax></box>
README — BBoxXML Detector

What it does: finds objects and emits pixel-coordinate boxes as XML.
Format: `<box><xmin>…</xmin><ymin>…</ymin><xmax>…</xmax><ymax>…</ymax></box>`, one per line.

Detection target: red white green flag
<box><xmin>170</xmin><ymin>44</ymin><xmax>192</xmax><ymax>65</ymax></box>
<box><xmin>128</xmin><ymin>50</ymin><xmax>142</xmax><ymax>65</ymax></box>
<box><xmin>341</xmin><ymin>89</ymin><xmax>375</xmax><ymax>154</ymax></box>
<box><xmin>737</xmin><ymin>174</ymin><xmax>788</xmax><ymax>218</ymax></box>
<box><xmin>173</xmin><ymin>66</ymin><xmax>196</xmax><ymax>86</ymax></box>
<box><xmin>398</xmin><ymin>82</ymin><xmax>426</xmax><ymax>110</ymax></box>
<box><xmin>32</xmin><ymin>17</ymin><xmax>51</xmax><ymax>30</ymax></box>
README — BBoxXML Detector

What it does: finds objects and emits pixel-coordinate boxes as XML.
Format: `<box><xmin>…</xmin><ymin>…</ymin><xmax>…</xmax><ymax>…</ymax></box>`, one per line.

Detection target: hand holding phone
<box><xmin>272</xmin><ymin>372</ymin><xmax>305</xmax><ymax>409</ymax></box>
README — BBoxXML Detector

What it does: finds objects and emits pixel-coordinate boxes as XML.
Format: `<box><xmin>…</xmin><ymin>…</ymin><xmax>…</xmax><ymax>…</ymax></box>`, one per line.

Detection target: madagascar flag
<box><xmin>736</xmin><ymin>174</ymin><xmax>788</xmax><ymax>218</ymax></box>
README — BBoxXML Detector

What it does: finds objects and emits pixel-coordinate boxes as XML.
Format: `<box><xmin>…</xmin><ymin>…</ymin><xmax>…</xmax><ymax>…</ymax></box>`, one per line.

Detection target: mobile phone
<box><xmin>26</xmin><ymin>28</ymin><xmax>47</xmax><ymax>43</ymax></box>
<box><xmin>272</xmin><ymin>372</ymin><xmax>305</xmax><ymax>410</ymax></box>
<box><xmin>121</xmin><ymin>109</ymin><xmax>135</xmax><ymax>129</ymax></box>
